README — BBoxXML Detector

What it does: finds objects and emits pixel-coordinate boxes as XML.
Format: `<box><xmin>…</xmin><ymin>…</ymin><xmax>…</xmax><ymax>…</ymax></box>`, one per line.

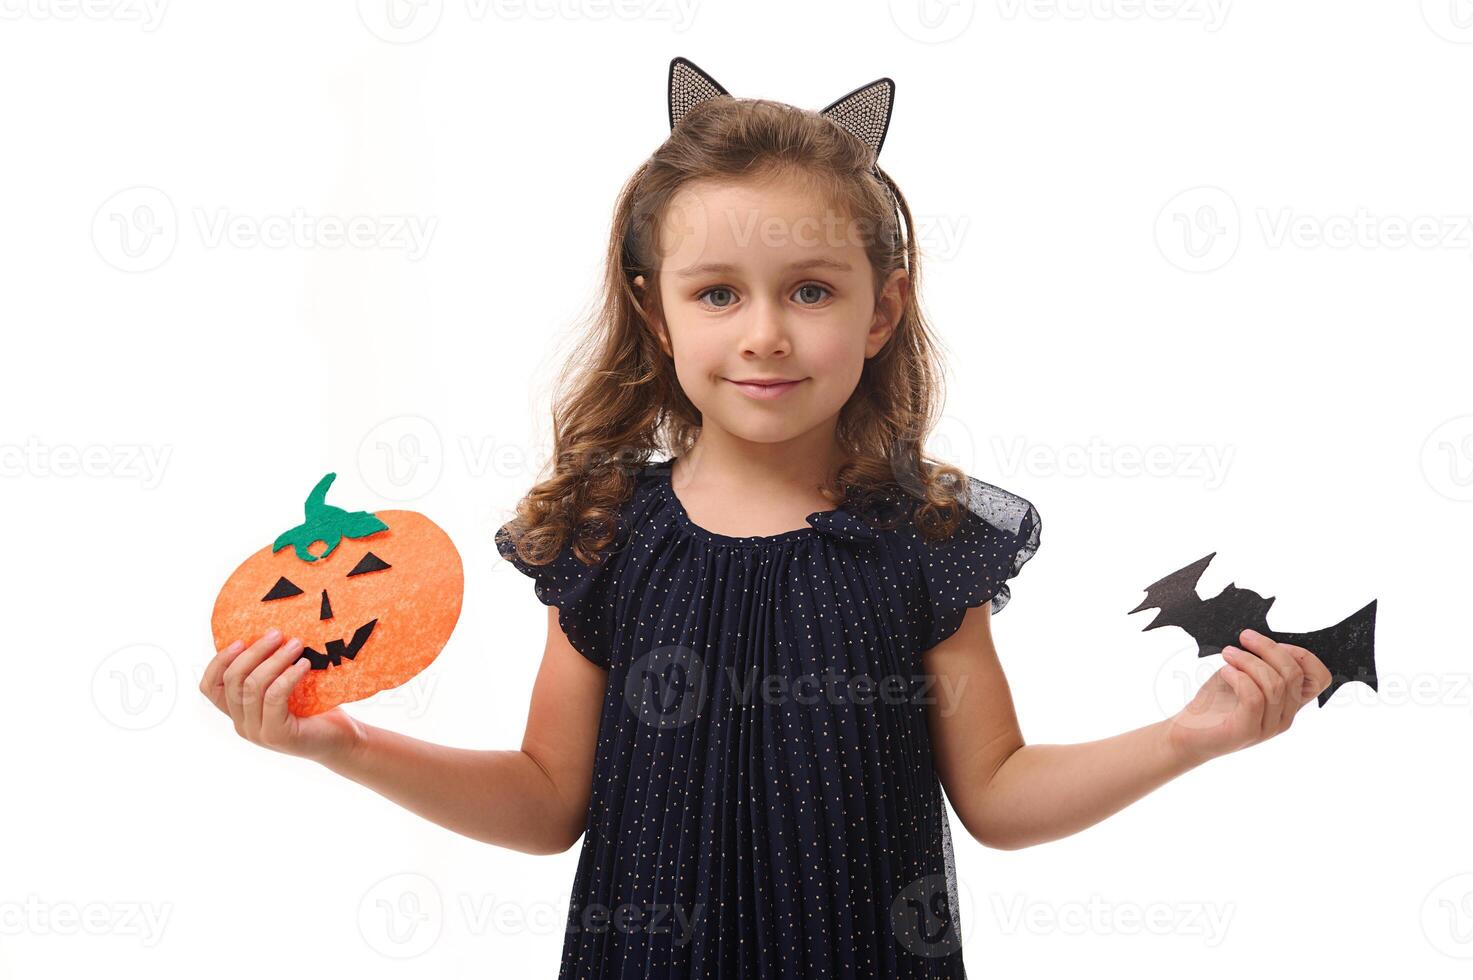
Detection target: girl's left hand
<box><xmin>1166</xmin><ymin>628</ymin><xmax>1334</xmax><ymax>767</ymax></box>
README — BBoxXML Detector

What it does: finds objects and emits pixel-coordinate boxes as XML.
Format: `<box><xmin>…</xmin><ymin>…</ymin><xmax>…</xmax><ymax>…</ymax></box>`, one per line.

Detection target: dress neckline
<box><xmin>649</xmin><ymin>457</ymin><xmax>847</xmax><ymax>548</ymax></box>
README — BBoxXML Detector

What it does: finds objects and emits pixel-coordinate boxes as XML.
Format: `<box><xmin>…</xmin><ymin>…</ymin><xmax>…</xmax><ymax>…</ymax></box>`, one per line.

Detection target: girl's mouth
<box><xmin>726</xmin><ymin>378</ymin><xmax>806</xmax><ymax>400</ymax></box>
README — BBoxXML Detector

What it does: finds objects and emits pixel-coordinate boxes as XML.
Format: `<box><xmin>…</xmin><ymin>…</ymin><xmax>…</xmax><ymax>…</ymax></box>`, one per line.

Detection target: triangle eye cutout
<box><xmin>347</xmin><ymin>551</ymin><xmax>392</xmax><ymax>577</ymax></box>
<box><xmin>262</xmin><ymin>576</ymin><xmax>305</xmax><ymax>602</ymax></box>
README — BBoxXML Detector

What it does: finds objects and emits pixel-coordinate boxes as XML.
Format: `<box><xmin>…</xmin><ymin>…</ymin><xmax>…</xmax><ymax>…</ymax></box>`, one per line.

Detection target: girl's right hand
<box><xmin>200</xmin><ymin>629</ymin><xmax>364</xmax><ymax>766</ymax></box>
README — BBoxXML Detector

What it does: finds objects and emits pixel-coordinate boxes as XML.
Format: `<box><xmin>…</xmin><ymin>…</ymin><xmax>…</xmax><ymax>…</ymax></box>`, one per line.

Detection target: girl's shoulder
<box><xmin>494</xmin><ymin>460</ymin><xmax>670</xmax><ymax>667</ymax></box>
<box><xmin>865</xmin><ymin>470</ymin><xmax>1041</xmax><ymax>552</ymax></box>
<box><xmin>884</xmin><ymin>472</ymin><xmax>1043</xmax><ymax>651</ymax></box>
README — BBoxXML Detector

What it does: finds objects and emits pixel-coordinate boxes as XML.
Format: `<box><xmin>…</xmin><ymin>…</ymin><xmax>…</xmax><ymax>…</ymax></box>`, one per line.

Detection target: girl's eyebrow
<box><xmin>674</xmin><ymin>257</ymin><xmax>853</xmax><ymax>279</ymax></box>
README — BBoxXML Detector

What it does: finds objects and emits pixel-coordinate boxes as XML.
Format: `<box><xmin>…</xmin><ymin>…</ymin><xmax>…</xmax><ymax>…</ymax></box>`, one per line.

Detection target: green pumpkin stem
<box><xmin>272</xmin><ymin>472</ymin><xmax>389</xmax><ymax>563</ymax></box>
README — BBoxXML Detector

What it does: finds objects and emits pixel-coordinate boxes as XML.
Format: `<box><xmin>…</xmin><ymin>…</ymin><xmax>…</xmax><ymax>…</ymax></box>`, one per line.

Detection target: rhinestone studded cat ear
<box><xmin>667</xmin><ymin>56</ymin><xmax>896</xmax><ymax>166</ymax></box>
<box><xmin>817</xmin><ymin>76</ymin><xmax>896</xmax><ymax>163</ymax></box>
<box><xmin>668</xmin><ymin>56</ymin><xmax>730</xmax><ymax>131</ymax></box>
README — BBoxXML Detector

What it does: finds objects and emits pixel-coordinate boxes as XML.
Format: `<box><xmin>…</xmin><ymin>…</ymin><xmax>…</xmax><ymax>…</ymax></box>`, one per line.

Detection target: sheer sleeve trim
<box><xmin>495</xmin><ymin>466</ymin><xmax>670</xmax><ymax>668</ymax></box>
<box><xmin>496</xmin><ymin>522</ymin><xmax>618</xmax><ymax>668</ymax></box>
<box><xmin>913</xmin><ymin>475</ymin><xmax>1042</xmax><ymax>653</ymax></box>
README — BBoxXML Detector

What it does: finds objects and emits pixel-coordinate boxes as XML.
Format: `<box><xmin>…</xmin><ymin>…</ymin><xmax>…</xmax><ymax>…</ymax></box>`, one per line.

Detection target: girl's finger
<box><xmin>1283</xmin><ymin>643</ymin><xmax>1333</xmax><ymax>701</ymax></box>
<box><xmin>260</xmin><ymin>657</ymin><xmax>313</xmax><ymax>746</ymax></box>
<box><xmin>242</xmin><ymin>637</ymin><xmax>303</xmax><ymax>744</ymax></box>
<box><xmin>1239</xmin><ymin>629</ymin><xmax>1309</xmax><ymax>720</ymax></box>
<box><xmin>199</xmin><ymin>640</ymin><xmax>246</xmax><ymax>711</ymax></box>
<box><xmin>224</xmin><ymin>629</ymin><xmax>285</xmax><ymax>730</ymax></box>
<box><xmin>1220</xmin><ymin>658</ymin><xmax>1265</xmax><ymax>744</ymax></box>
<box><xmin>1223</xmin><ymin>644</ymin><xmax>1284</xmax><ymax>735</ymax></box>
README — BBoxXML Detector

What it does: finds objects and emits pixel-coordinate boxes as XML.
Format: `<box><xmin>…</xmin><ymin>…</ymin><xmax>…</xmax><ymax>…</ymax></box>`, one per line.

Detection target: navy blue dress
<box><xmin>496</xmin><ymin>457</ymin><xmax>1041</xmax><ymax>979</ymax></box>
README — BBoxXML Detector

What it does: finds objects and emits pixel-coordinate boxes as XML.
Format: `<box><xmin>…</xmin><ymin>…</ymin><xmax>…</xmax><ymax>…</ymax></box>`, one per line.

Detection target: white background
<box><xmin>2</xmin><ymin>1</ymin><xmax>1470</xmax><ymax>976</ymax></box>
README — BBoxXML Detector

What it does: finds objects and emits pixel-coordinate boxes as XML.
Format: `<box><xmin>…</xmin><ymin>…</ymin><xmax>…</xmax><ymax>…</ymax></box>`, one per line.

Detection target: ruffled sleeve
<box><xmin>495</xmin><ymin>522</ymin><xmax>618</xmax><ymax>669</ymax></box>
<box><xmin>913</xmin><ymin>475</ymin><xmax>1042</xmax><ymax>653</ymax></box>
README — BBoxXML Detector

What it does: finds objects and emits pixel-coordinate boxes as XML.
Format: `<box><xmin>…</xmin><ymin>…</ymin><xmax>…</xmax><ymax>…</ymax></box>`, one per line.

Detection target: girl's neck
<box><xmin>676</xmin><ymin>430</ymin><xmax>843</xmax><ymax>498</ymax></box>
<box><xmin>670</xmin><ymin>432</ymin><xmax>844</xmax><ymax>535</ymax></box>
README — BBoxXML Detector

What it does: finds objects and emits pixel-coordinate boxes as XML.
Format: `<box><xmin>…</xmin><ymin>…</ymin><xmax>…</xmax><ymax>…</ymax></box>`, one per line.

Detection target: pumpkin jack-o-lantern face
<box><xmin>259</xmin><ymin>547</ymin><xmax>392</xmax><ymax>669</ymax></box>
<box><xmin>211</xmin><ymin>472</ymin><xmax>463</xmax><ymax>716</ymax></box>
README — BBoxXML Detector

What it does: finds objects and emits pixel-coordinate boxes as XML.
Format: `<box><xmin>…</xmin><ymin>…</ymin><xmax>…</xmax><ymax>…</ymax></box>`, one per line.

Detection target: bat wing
<box><xmin>1128</xmin><ymin>552</ymin><xmax>1275</xmax><ymax>649</ymax></box>
<box><xmin>1271</xmin><ymin>599</ymin><xmax>1379</xmax><ymax>707</ymax></box>
<box><xmin>1131</xmin><ymin>554</ymin><xmax>1378</xmax><ymax>707</ymax></box>
<box><xmin>1128</xmin><ymin>552</ymin><xmax>1218</xmax><ymax>631</ymax></box>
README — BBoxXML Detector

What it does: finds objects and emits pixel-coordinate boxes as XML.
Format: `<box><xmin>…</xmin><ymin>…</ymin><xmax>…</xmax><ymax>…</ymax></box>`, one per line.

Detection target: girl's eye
<box><xmin>696</xmin><ymin>284</ymin><xmax>832</xmax><ymax>310</ymax></box>
<box><xmin>794</xmin><ymin>283</ymin><xmax>831</xmax><ymax>305</ymax></box>
<box><xmin>698</xmin><ymin>287</ymin><xmax>736</xmax><ymax>309</ymax></box>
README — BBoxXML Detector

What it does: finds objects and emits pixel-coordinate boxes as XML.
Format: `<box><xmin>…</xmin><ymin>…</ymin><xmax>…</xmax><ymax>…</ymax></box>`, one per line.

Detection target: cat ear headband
<box><xmin>668</xmin><ymin>56</ymin><xmax>897</xmax><ymax>166</ymax></box>
<box><xmin>629</xmin><ymin>57</ymin><xmax>909</xmax><ymax>273</ymax></box>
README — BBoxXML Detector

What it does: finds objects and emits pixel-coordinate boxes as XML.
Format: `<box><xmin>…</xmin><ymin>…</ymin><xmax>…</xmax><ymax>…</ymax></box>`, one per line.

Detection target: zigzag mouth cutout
<box><xmin>301</xmin><ymin>619</ymin><xmax>378</xmax><ymax>670</ymax></box>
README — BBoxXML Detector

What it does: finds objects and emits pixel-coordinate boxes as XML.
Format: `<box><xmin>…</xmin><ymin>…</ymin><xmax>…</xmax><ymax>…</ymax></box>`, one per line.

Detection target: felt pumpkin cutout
<box><xmin>211</xmin><ymin>472</ymin><xmax>463</xmax><ymax>716</ymax></box>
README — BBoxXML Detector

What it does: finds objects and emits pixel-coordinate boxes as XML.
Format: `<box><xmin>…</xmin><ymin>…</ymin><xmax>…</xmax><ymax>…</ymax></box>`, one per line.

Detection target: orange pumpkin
<box><xmin>211</xmin><ymin>472</ymin><xmax>463</xmax><ymax>716</ymax></box>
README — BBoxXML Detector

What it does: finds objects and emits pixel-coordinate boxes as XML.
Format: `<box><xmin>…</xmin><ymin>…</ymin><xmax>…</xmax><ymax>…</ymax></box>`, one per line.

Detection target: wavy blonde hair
<box><xmin>502</xmin><ymin>94</ymin><xmax>974</xmax><ymax>569</ymax></box>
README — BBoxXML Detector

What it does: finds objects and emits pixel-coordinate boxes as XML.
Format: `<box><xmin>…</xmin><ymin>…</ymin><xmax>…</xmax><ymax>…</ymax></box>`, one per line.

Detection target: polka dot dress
<box><xmin>495</xmin><ymin>457</ymin><xmax>1041</xmax><ymax>978</ymax></box>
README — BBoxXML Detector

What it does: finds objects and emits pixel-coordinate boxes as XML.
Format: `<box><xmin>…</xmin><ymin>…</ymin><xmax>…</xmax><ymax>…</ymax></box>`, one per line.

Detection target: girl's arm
<box><xmin>923</xmin><ymin>603</ymin><xmax>1332</xmax><ymax>851</ymax></box>
<box><xmin>321</xmin><ymin>606</ymin><xmax>602</xmax><ymax>854</ymax></box>
<box><xmin>203</xmin><ymin>606</ymin><xmax>604</xmax><ymax>856</ymax></box>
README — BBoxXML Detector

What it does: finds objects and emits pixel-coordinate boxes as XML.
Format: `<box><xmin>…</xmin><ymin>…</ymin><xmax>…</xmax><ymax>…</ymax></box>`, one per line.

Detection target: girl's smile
<box><xmin>724</xmin><ymin>377</ymin><xmax>807</xmax><ymax>399</ymax></box>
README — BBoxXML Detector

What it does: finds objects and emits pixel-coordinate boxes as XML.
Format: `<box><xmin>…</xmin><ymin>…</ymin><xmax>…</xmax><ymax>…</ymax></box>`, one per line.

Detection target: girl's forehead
<box><xmin>662</xmin><ymin>224</ymin><xmax>867</xmax><ymax>278</ymax></box>
<box><xmin>678</xmin><ymin>173</ymin><xmax>845</xmax><ymax>217</ymax></box>
<box><xmin>659</xmin><ymin>179</ymin><xmax>868</xmax><ymax>272</ymax></box>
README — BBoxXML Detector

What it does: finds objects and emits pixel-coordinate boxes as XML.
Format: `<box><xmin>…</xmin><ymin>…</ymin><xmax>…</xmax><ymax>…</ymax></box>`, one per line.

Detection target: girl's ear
<box><xmin>633</xmin><ymin>275</ymin><xmax>673</xmax><ymax>357</ymax></box>
<box><xmin>651</xmin><ymin>318</ymin><xmax>673</xmax><ymax>359</ymax></box>
<box><xmin>866</xmin><ymin>267</ymin><xmax>909</xmax><ymax>356</ymax></box>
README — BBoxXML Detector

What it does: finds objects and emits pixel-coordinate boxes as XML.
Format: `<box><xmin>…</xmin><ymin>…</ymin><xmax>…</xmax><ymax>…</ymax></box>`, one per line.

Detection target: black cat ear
<box><xmin>669</xmin><ymin>56</ymin><xmax>730</xmax><ymax>131</ymax></box>
<box><xmin>819</xmin><ymin>77</ymin><xmax>896</xmax><ymax>162</ymax></box>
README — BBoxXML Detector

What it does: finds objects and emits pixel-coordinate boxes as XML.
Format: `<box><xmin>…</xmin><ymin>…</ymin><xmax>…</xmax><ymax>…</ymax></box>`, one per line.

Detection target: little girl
<box><xmin>201</xmin><ymin>58</ymin><xmax>1335</xmax><ymax>979</ymax></box>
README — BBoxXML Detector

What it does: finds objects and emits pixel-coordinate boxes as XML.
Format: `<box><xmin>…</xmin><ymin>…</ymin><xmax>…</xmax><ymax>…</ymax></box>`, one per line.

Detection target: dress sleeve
<box><xmin>914</xmin><ymin>475</ymin><xmax>1042</xmax><ymax>653</ymax></box>
<box><xmin>495</xmin><ymin>523</ymin><xmax>616</xmax><ymax>669</ymax></box>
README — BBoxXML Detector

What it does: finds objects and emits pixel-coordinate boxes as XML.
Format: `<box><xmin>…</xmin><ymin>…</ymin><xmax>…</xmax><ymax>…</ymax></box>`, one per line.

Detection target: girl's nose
<box><xmin>742</xmin><ymin>307</ymin><xmax>791</xmax><ymax>356</ymax></box>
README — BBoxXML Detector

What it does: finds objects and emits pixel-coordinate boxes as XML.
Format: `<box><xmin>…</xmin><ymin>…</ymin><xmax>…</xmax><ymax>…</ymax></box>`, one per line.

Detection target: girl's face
<box><xmin>645</xmin><ymin>173</ymin><xmax>908</xmax><ymax>449</ymax></box>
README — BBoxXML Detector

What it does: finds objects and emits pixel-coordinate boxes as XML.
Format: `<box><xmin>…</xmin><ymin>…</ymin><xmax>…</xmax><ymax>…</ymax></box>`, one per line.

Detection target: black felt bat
<box><xmin>1129</xmin><ymin>553</ymin><xmax>1378</xmax><ymax>707</ymax></box>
